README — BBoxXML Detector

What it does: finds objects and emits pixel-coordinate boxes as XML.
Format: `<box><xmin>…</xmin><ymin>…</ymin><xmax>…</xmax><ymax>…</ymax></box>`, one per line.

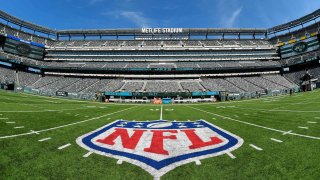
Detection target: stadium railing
<box><xmin>15</xmin><ymin>85</ymin><xmax>300</xmax><ymax>103</ymax></box>
<box><xmin>18</xmin><ymin>86</ymin><xmax>96</xmax><ymax>100</ymax></box>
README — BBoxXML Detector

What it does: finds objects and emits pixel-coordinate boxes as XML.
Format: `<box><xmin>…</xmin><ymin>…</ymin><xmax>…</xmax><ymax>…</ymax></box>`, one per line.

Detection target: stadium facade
<box><xmin>0</xmin><ymin>9</ymin><xmax>319</xmax><ymax>103</ymax></box>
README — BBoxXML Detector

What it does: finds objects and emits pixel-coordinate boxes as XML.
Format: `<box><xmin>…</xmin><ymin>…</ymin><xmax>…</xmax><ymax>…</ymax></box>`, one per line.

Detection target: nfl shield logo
<box><xmin>76</xmin><ymin>120</ymin><xmax>243</xmax><ymax>178</ymax></box>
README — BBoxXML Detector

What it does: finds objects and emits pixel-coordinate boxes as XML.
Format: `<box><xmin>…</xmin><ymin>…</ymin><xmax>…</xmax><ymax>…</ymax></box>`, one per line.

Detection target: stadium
<box><xmin>0</xmin><ymin>1</ymin><xmax>320</xmax><ymax>179</ymax></box>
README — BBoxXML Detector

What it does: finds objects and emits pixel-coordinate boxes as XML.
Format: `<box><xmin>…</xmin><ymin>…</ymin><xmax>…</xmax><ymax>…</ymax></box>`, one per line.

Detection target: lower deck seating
<box><xmin>0</xmin><ymin>67</ymin><xmax>299</xmax><ymax>94</ymax></box>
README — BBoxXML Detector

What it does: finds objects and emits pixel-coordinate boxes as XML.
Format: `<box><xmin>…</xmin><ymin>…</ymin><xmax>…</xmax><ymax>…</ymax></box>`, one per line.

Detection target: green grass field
<box><xmin>1</xmin><ymin>90</ymin><xmax>320</xmax><ymax>179</ymax></box>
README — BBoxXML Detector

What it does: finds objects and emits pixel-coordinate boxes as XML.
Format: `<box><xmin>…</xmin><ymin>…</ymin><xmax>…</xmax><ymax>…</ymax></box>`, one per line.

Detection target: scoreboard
<box><xmin>3</xmin><ymin>35</ymin><xmax>45</xmax><ymax>60</ymax></box>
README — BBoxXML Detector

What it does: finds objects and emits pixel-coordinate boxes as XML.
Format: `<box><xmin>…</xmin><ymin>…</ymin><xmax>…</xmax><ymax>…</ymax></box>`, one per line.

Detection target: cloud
<box><xmin>120</xmin><ymin>11</ymin><xmax>150</xmax><ymax>27</ymax></box>
<box><xmin>222</xmin><ymin>7</ymin><xmax>242</xmax><ymax>28</ymax></box>
<box><xmin>102</xmin><ymin>10</ymin><xmax>151</xmax><ymax>27</ymax></box>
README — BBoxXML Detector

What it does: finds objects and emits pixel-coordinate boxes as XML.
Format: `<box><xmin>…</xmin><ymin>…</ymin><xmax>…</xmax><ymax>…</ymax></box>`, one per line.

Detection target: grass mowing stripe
<box><xmin>186</xmin><ymin>105</ymin><xmax>320</xmax><ymax>140</ymax></box>
<box><xmin>0</xmin><ymin>106</ymin><xmax>136</xmax><ymax>139</ymax></box>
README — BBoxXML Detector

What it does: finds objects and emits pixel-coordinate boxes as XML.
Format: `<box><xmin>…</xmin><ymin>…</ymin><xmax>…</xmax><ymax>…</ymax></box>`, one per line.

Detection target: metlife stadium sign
<box><xmin>141</xmin><ymin>28</ymin><xmax>183</xmax><ymax>34</ymax></box>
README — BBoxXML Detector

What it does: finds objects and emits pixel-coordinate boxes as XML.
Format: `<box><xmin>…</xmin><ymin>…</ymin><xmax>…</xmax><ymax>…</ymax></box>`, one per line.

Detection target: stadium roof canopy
<box><xmin>268</xmin><ymin>9</ymin><xmax>320</xmax><ymax>34</ymax></box>
<box><xmin>0</xmin><ymin>8</ymin><xmax>319</xmax><ymax>37</ymax></box>
<box><xmin>56</xmin><ymin>28</ymin><xmax>267</xmax><ymax>37</ymax></box>
<box><xmin>0</xmin><ymin>10</ymin><xmax>55</xmax><ymax>34</ymax></box>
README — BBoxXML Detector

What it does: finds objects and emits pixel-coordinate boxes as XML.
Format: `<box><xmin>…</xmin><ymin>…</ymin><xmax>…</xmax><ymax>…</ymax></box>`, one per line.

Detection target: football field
<box><xmin>1</xmin><ymin>90</ymin><xmax>320</xmax><ymax>179</ymax></box>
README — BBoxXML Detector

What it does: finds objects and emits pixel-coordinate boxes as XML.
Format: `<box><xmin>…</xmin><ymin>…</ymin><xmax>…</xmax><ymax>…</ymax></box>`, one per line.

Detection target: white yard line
<box><xmin>307</xmin><ymin>121</ymin><xmax>317</xmax><ymax>124</ymax></box>
<box><xmin>5</xmin><ymin>122</ymin><xmax>15</xmax><ymax>124</ymax></box>
<box><xmin>44</xmin><ymin>100</ymin><xmax>56</xmax><ymax>103</ymax></box>
<box><xmin>270</xmin><ymin>138</ymin><xmax>283</xmax><ymax>143</ymax></box>
<box><xmin>186</xmin><ymin>106</ymin><xmax>320</xmax><ymax>140</ymax></box>
<box><xmin>227</xmin><ymin>106</ymin><xmax>320</xmax><ymax>113</ymax></box>
<box><xmin>83</xmin><ymin>151</ymin><xmax>93</xmax><ymax>158</ymax></box>
<box><xmin>298</xmin><ymin>126</ymin><xmax>309</xmax><ymax>129</ymax></box>
<box><xmin>249</xmin><ymin>144</ymin><xmax>263</xmax><ymax>151</ymax></box>
<box><xmin>0</xmin><ymin>106</ymin><xmax>136</xmax><ymax>139</ymax></box>
<box><xmin>160</xmin><ymin>105</ymin><xmax>163</xmax><ymax>120</ymax></box>
<box><xmin>14</xmin><ymin>126</ymin><xmax>24</xmax><ymax>129</ymax></box>
<box><xmin>38</xmin><ymin>137</ymin><xmax>51</xmax><ymax>142</ymax></box>
<box><xmin>58</xmin><ymin>143</ymin><xmax>71</xmax><ymax>150</ymax></box>
<box><xmin>117</xmin><ymin>159</ymin><xmax>123</xmax><ymax>165</ymax></box>
<box><xmin>282</xmin><ymin>130</ymin><xmax>292</xmax><ymax>135</ymax></box>
<box><xmin>0</xmin><ymin>117</ymin><xmax>9</xmax><ymax>120</ymax></box>
<box><xmin>226</xmin><ymin>152</ymin><xmax>236</xmax><ymax>159</ymax></box>
<box><xmin>30</xmin><ymin>130</ymin><xmax>40</xmax><ymax>135</ymax></box>
<box><xmin>195</xmin><ymin>160</ymin><xmax>201</xmax><ymax>165</ymax></box>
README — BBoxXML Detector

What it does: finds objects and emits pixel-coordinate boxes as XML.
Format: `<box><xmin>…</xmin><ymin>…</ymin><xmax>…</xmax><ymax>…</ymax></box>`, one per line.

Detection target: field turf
<box><xmin>1</xmin><ymin>90</ymin><xmax>320</xmax><ymax>179</ymax></box>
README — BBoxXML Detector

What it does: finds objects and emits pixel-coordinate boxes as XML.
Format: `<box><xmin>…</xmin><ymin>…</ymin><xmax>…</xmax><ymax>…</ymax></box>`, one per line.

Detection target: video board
<box><xmin>3</xmin><ymin>35</ymin><xmax>45</xmax><ymax>60</ymax></box>
<box><xmin>280</xmin><ymin>36</ymin><xmax>319</xmax><ymax>59</ymax></box>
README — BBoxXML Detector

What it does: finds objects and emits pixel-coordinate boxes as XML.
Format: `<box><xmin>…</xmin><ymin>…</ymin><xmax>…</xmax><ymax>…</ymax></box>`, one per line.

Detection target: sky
<box><xmin>0</xmin><ymin>0</ymin><xmax>319</xmax><ymax>30</ymax></box>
